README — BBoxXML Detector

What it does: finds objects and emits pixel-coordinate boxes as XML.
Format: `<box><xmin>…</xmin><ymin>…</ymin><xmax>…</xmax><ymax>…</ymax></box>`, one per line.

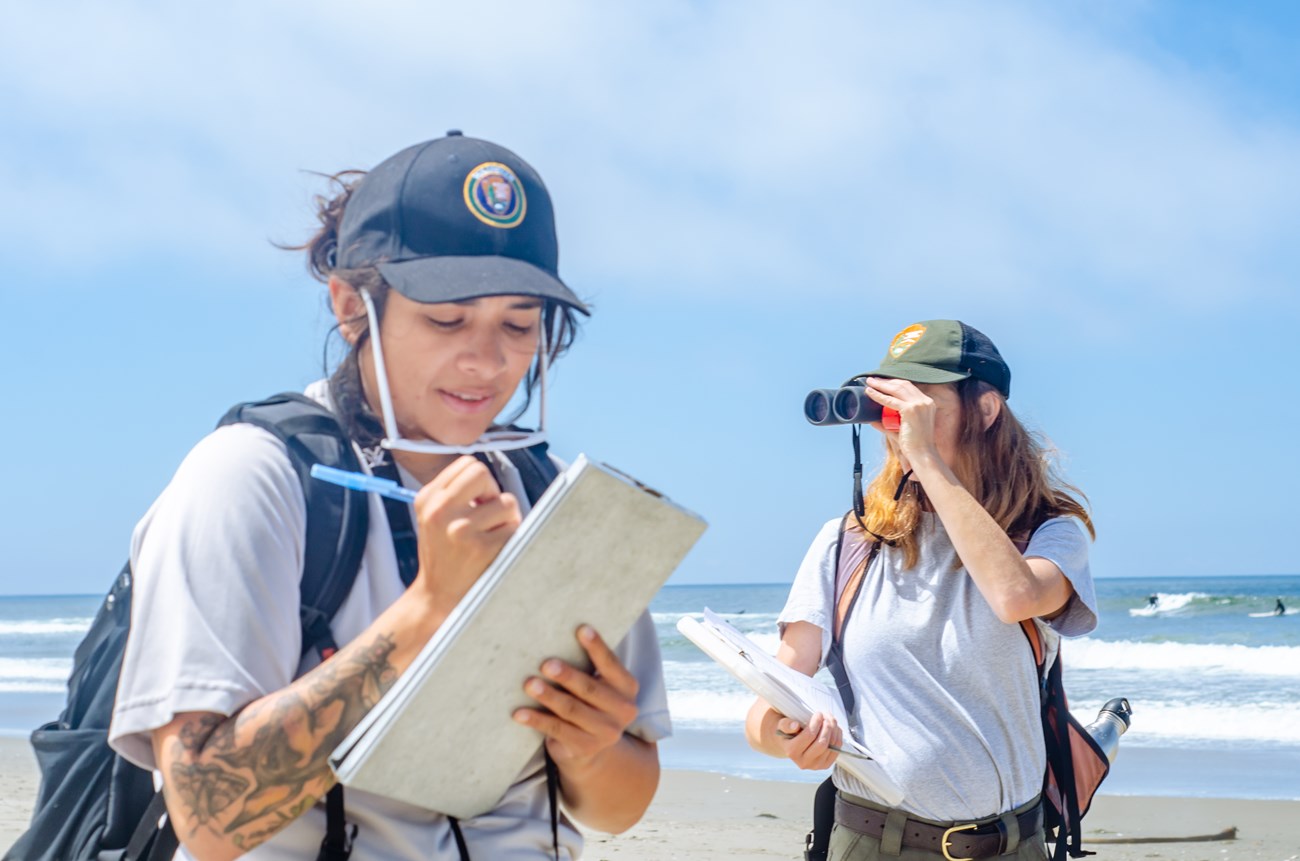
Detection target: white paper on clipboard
<box><xmin>677</xmin><ymin>608</ymin><xmax>904</xmax><ymax>806</ymax></box>
<box><xmin>331</xmin><ymin>455</ymin><xmax>706</xmax><ymax>818</ymax></box>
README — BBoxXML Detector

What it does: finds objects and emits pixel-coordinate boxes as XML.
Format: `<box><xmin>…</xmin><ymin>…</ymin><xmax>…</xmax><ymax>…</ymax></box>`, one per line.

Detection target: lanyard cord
<box><xmin>851</xmin><ymin>425</ymin><xmax>909</xmax><ymax>548</ymax></box>
<box><xmin>851</xmin><ymin>426</ymin><xmax>864</xmax><ymax>519</ymax></box>
<box><xmin>893</xmin><ymin>469</ymin><xmax>913</xmax><ymax>501</ymax></box>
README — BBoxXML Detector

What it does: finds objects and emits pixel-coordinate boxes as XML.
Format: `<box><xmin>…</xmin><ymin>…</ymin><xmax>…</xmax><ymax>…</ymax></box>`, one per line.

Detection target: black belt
<box><xmin>834</xmin><ymin>795</ymin><xmax>1043</xmax><ymax>861</ymax></box>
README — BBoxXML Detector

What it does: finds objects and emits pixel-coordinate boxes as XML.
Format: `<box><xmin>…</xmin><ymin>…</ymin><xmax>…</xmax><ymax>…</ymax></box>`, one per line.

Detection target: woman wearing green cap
<box><xmin>745</xmin><ymin>320</ymin><xmax>1097</xmax><ymax>861</ymax></box>
<box><xmin>106</xmin><ymin>133</ymin><xmax>668</xmax><ymax>860</ymax></box>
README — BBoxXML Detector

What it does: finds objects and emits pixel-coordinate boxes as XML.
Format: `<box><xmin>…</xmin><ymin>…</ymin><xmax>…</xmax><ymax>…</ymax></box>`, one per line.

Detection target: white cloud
<box><xmin>1</xmin><ymin>0</ymin><xmax>1296</xmax><ymax>318</ymax></box>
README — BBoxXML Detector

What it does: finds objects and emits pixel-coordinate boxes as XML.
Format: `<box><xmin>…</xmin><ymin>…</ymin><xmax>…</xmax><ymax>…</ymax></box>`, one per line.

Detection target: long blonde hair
<box><xmin>854</xmin><ymin>378</ymin><xmax>1094</xmax><ymax>569</ymax></box>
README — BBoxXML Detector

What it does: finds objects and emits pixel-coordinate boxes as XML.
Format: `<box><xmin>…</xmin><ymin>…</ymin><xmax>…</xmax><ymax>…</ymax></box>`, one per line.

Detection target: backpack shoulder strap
<box><xmin>825</xmin><ymin>514</ymin><xmax>880</xmax><ymax>719</ymax></box>
<box><xmin>218</xmin><ymin>392</ymin><xmax>370</xmax><ymax>658</ymax></box>
<box><xmin>1020</xmin><ymin>619</ymin><xmax>1045</xmax><ymax>672</ymax></box>
<box><xmin>503</xmin><ymin>439</ymin><xmax>561</xmax><ymax>504</ymax></box>
<box><xmin>808</xmin><ymin>516</ymin><xmax>879</xmax><ymax>861</ymax></box>
<box><xmin>1013</xmin><ymin>522</ymin><xmax>1054</xmax><ymax>678</ymax></box>
<box><xmin>832</xmin><ymin>514</ymin><xmax>880</xmax><ymax>642</ymax></box>
<box><xmin>220</xmin><ymin>393</ymin><xmax>375</xmax><ymax>861</ymax></box>
<box><xmin>469</xmin><ymin>438</ymin><xmax>561</xmax><ymax>506</ymax></box>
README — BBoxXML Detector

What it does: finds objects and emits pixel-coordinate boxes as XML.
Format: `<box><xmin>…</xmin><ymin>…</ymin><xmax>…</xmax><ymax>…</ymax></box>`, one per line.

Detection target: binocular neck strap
<box><xmin>852</xmin><ymin>426</ymin><xmax>864</xmax><ymax>518</ymax></box>
<box><xmin>850</xmin><ymin>428</ymin><xmax>911</xmax><ymax>536</ymax></box>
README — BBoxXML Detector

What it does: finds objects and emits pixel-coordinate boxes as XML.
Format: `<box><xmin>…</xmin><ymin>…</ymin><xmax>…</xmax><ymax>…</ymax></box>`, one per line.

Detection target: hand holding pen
<box><xmin>312</xmin><ymin>461</ymin><xmax>520</xmax><ymax>610</ymax></box>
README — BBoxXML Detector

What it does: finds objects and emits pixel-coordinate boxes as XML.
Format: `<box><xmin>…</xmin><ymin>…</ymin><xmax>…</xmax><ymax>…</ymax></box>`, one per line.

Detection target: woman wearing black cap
<box><xmin>107</xmin><ymin>134</ymin><xmax>667</xmax><ymax>860</ymax></box>
<box><xmin>745</xmin><ymin>321</ymin><xmax>1097</xmax><ymax>861</ymax></box>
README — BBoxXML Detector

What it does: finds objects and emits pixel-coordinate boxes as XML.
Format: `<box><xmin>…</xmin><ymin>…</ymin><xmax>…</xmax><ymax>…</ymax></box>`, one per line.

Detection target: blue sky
<box><xmin>1</xmin><ymin>1</ymin><xmax>1297</xmax><ymax>595</ymax></box>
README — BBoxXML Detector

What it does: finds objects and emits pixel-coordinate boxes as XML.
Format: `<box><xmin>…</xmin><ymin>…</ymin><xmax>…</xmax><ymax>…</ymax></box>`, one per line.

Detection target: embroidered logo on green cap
<box><xmin>463</xmin><ymin>162</ymin><xmax>526</xmax><ymax>228</ymax></box>
<box><xmin>889</xmin><ymin>324</ymin><xmax>927</xmax><ymax>358</ymax></box>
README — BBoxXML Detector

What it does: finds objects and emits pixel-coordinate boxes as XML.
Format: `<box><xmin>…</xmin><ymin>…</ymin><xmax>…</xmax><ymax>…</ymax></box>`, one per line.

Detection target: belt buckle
<box><xmin>941</xmin><ymin>822</ymin><xmax>978</xmax><ymax>861</ymax></box>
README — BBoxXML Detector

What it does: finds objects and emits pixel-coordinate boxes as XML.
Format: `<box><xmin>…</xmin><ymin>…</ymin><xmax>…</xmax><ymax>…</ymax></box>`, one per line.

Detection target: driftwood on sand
<box><xmin>1086</xmin><ymin>826</ymin><xmax>1238</xmax><ymax>845</ymax></box>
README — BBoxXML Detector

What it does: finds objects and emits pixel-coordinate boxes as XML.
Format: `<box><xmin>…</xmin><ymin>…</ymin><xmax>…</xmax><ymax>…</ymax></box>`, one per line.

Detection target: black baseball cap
<box><xmin>860</xmin><ymin>320</ymin><xmax>1012</xmax><ymax>398</ymax></box>
<box><xmin>336</xmin><ymin>131</ymin><xmax>588</xmax><ymax>314</ymax></box>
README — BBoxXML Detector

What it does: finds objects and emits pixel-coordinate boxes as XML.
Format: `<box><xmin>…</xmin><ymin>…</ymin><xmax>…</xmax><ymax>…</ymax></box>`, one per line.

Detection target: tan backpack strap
<box><xmin>835</xmin><ymin>562</ymin><xmax>867</xmax><ymax>640</ymax></box>
<box><xmin>833</xmin><ymin>515</ymin><xmax>881</xmax><ymax>642</ymax></box>
<box><xmin>1020</xmin><ymin>619</ymin><xmax>1045</xmax><ymax>669</ymax></box>
<box><xmin>1014</xmin><ymin>521</ymin><xmax>1049</xmax><ymax>671</ymax></box>
<box><xmin>826</xmin><ymin>515</ymin><xmax>880</xmax><ymax>721</ymax></box>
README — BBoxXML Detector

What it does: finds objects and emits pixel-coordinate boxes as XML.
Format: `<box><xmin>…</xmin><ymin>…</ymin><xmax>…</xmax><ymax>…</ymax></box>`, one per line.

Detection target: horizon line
<box><xmin>3</xmin><ymin>571</ymin><xmax>1300</xmax><ymax>600</ymax></box>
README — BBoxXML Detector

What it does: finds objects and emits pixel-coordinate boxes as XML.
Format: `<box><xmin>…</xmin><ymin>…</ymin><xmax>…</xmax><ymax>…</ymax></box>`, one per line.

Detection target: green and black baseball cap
<box><xmin>335</xmin><ymin>130</ymin><xmax>589</xmax><ymax>314</ymax></box>
<box><xmin>859</xmin><ymin>320</ymin><xmax>1011</xmax><ymax>398</ymax></box>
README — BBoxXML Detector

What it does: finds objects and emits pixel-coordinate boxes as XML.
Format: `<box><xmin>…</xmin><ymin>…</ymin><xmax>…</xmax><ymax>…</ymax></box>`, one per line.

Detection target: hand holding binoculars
<box><xmin>804</xmin><ymin>384</ymin><xmax>901</xmax><ymax>431</ymax></box>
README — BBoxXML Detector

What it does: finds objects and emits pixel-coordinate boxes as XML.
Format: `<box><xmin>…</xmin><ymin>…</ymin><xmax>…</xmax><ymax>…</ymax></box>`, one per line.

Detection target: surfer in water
<box><xmin>1276</xmin><ymin>598</ymin><xmax>1287</xmax><ymax>616</ymax></box>
<box><xmin>1147</xmin><ymin>594</ymin><xmax>1159</xmax><ymax>609</ymax></box>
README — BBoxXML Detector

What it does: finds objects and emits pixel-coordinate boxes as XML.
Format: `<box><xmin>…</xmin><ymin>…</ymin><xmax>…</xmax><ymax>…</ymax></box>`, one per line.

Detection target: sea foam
<box><xmin>0</xmin><ymin>657</ymin><xmax>71</xmax><ymax>694</ymax></box>
<box><xmin>0</xmin><ymin>618</ymin><xmax>94</xmax><ymax>636</ymax></box>
<box><xmin>1066</xmin><ymin>637</ymin><xmax>1300</xmax><ymax>677</ymax></box>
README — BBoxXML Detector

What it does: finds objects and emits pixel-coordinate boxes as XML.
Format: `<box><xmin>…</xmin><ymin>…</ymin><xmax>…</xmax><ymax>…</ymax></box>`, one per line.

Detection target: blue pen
<box><xmin>310</xmin><ymin>464</ymin><xmax>418</xmax><ymax>503</ymax></box>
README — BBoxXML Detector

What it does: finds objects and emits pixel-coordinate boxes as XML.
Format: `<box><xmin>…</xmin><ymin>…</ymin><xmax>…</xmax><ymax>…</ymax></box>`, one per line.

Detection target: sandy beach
<box><xmin>585</xmin><ymin>771</ymin><xmax>1299</xmax><ymax>861</ymax></box>
<box><xmin>2</xmin><ymin>737</ymin><xmax>1295</xmax><ymax>859</ymax></box>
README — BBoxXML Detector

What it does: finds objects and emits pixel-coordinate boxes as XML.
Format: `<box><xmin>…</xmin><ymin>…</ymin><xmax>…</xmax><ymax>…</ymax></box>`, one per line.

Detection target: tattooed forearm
<box><xmin>169</xmin><ymin>762</ymin><xmax>249</xmax><ymax>832</ymax></box>
<box><xmin>177</xmin><ymin>714</ymin><xmax>224</xmax><ymax>755</ymax></box>
<box><xmin>231</xmin><ymin>794</ymin><xmax>319</xmax><ymax>850</ymax></box>
<box><xmin>163</xmin><ymin>632</ymin><xmax>400</xmax><ymax>853</ymax></box>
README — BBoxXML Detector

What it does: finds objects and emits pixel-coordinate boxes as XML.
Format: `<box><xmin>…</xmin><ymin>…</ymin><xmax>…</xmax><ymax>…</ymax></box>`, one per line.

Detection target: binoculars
<box><xmin>804</xmin><ymin>385</ymin><xmax>901</xmax><ymax>431</ymax></box>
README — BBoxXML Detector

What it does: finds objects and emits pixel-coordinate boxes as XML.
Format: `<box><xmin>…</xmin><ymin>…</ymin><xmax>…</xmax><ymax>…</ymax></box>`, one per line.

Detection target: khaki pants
<box><xmin>828</xmin><ymin>795</ymin><xmax>1049</xmax><ymax>861</ymax></box>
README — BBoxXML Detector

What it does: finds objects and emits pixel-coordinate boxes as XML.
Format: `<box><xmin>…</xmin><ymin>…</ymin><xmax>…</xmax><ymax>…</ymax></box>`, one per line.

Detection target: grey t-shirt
<box><xmin>110</xmin><ymin>382</ymin><xmax>671</xmax><ymax>861</ymax></box>
<box><xmin>778</xmin><ymin>513</ymin><xmax>1095</xmax><ymax>821</ymax></box>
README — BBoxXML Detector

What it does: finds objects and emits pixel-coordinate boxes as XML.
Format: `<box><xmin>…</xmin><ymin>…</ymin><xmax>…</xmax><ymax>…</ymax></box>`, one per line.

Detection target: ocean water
<box><xmin>653</xmin><ymin>576</ymin><xmax>1300</xmax><ymax>800</ymax></box>
<box><xmin>3</xmin><ymin>577</ymin><xmax>1298</xmax><ymax>800</ymax></box>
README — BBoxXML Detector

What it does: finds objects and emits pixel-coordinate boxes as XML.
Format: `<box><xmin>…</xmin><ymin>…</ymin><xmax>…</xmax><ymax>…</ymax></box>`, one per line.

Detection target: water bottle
<box><xmin>1084</xmin><ymin>697</ymin><xmax>1132</xmax><ymax>763</ymax></box>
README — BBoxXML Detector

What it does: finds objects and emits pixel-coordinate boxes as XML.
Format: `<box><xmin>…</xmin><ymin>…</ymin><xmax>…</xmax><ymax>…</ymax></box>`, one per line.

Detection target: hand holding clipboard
<box><xmin>677</xmin><ymin>609</ymin><xmax>904</xmax><ymax>805</ymax></box>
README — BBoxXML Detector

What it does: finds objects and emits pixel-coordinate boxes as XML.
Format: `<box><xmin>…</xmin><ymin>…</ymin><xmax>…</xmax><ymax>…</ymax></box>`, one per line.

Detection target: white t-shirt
<box><xmin>109</xmin><ymin>382</ymin><xmax>671</xmax><ymax>860</ymax></box>
<box><xmin>778</xmin><ymin>513</ymin><xmax>1095</xmax><ymax>822</ymax></box>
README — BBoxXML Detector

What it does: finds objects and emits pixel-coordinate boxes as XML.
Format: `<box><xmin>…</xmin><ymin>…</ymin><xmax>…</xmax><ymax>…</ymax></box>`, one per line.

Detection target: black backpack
<box><xmin>802</xmin><ymin>515</ymin><xmax>1111</xmax><ymax>861</ymax></box>
<box><xmin>4</xmin><ymin>393</ymin><xmax>558</xmax><ymax>861</ymax></box>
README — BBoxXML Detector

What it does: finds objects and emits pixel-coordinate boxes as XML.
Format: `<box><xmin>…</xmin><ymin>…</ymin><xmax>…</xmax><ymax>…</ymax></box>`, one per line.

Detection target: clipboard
<box><xmin>331</xmin><ymin>455</ymin><xmax>706</xmax><ymax>818</ymax></box>
<box><xmin>677</xmin><ymin>609</ymin><xmax>904</xmax><ymax>805</ymax></box>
